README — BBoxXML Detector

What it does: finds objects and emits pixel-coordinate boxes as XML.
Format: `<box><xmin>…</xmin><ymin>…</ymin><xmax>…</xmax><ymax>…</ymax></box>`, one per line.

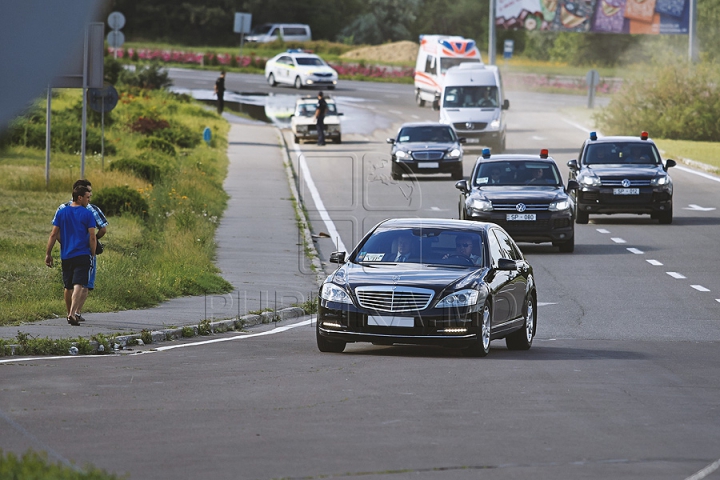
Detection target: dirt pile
<box><xmin>340</xmin><ymin>41</ymin><xmax>418</xmax><ymax>64</ymax></box>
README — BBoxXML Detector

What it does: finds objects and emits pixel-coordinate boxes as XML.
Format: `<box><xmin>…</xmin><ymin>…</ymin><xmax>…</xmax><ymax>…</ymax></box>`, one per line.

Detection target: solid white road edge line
<box><xmin>684</xmin><ymin>457</ymin><xmax>720</xmax><ymax>480</ymax></box>
<box><xmin>293</xmin><ymin>144</ymin><xmax>347</xmax><ymax>253</ymax></box>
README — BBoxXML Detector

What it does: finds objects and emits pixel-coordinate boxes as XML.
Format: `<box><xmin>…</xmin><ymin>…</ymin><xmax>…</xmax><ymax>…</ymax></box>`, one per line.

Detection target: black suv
<box><xmin>455</xmin><ymin>148</ymin><xmax>578</xmax><ymax>253</ymax></box>
<box><xmin>567</xmin><ymin>132</ymin><xmax>676</xmax><ymax>224</ymax></box>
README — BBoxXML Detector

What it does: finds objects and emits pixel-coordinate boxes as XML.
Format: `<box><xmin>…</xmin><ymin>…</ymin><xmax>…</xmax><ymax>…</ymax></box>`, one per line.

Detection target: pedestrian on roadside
<box><xmin>45</xmin><ymin>185</ymin><xmax>97</xmax><ymax>326</ymax></box>
<box><xmin>315</xmin><ymin>90</ymin><xmax>328</xmax><ymax>146</ymax></box>
<box><xmin>214</xmin><ymin>70</ymin><xmax>226</xmax><ymax>114</ymax></box>
<box><xmin>53</xmin><ymin>179</ymin><xmax>109</xmax><ymax>322</ymax></box>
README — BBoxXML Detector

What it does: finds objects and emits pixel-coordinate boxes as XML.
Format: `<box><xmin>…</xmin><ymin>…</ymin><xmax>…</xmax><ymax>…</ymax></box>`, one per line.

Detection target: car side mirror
<box><xmin>458</xmin><ymin>137</ymin><xmax>467</xmax><ymax>144</ymax></box>
<box><xmin>386</xmin><ymin>138</ymin><xmax>395</xmax><ymax>144</ymax></box>
<box><xmin>502</xmin><ymin>99</ymin><xmax>510</xmax><ymax>110</ymax></box>
<box><xmin>496</xmin><ymin>258</ymin><xmax>517</xmax><ymax>271</ymax></box>
<box><xmin>567</xmin><ymin>159</ymin><xmax>579</xmax><ymax>172</ymax></box>
<box><xmin>455</xmin><ymin>180</ymin><xmax>470</xmax><ymax>194</ymax></box>
<box><xmin>665</xmin><ymin>159</ymin><xmax>676</xmax><ymax>170</ymax></box>
<box><xmin>566</xmin><ymin>179</ymin><xmax>579</xmax><ymax>191</ymax></box>
<box><xmin>329</xmin><ymin>251</ymin><xmax>346</xmax><ymax>264</ymax></box>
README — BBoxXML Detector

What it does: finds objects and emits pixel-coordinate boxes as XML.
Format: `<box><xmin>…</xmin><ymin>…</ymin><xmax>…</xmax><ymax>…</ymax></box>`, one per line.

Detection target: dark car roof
<box><xmin>378</xmin><ymin>218</ymin><xmax>495</xmax><ymax>232</ymax></box>
<box><xmin>585</xmin><ymin>135</ymin><xmax>657</xmax><ymax>144</ymax></box>
<box><xmin>472</xmin><ymin>155</ymin><xmax>559</xmax><ymax>165</ymax></box>
<box><xmin>397</xmin><ymin>122</ymin><xmax>454</xmax><ymax>129</ymax></box>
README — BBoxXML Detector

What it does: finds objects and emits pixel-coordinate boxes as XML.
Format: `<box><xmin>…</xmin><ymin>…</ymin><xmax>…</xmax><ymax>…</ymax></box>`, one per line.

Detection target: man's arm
<box><xmin>45</xmin><ymin>226</ymin><xmax>60</xmax><ymax>267</ymax></box>
<box><xmin>89</xmin><ymin>228</ymin><xmax>97</xmax><ymax>257</ymax></box>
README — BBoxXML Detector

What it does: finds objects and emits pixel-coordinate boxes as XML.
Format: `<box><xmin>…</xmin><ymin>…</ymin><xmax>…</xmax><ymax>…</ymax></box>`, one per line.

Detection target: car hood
<box><xmin>584</xmin><ymin>165</ymin><xmax>664</xmax><ymax>177</ymax></box>
<box><xmin>441</xmin><ymin>108</ymin><xmax>498</xmax><ymax>124</ymax></box>
<box><xmin>340</xmin><ymin>262</ymin><xmax>482</xmax><ymax>292</ymax></box>
<box><xmin>395</xmin><ymin>142</ymin><xmax>457</xmax><ymax>151</ymax></box>
<box><xmin>472</xmin><ymin>186</ymin><xmax>567</xmax><ymax>202</ymax></box>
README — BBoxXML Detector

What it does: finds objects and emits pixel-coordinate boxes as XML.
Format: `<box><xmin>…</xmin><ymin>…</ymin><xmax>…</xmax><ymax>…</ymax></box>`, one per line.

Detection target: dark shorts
<box><xmin>62</xmin><ymin>255</ymin><xmax>91</xmax><ymax>290</ymax></box>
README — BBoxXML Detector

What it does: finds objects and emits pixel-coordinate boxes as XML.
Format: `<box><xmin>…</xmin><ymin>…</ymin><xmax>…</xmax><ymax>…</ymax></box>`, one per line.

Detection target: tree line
<box><xmin>107</xmin><ymin>0</ymin><xmax>720</xmax><ymax>65</ymax></box>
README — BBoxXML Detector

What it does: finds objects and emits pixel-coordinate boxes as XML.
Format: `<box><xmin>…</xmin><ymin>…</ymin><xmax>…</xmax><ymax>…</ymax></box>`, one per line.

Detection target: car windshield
<box><xmin>397</xmin><ymin>126</ymin><xmax>456</xmax><ymax>143</ymax></box>
<box><xmin>296</xmin><ymin>102</ymin><xmax>337</xmax><ymax>116</ymax></box>
<box><xmin>251</xmin><ymin>24</ymin><xmax>273</xmax><ymax>35</ymax></box>
<box><xmin>440</xmin><ymin>57</ymin><xmax>481</xmax><ymax>74</ymax></box>
<box><xmin>474</xmin><ymin>161</ymin><xmax>562</xmax><ymax>186</ymax></box>
<box><xmin>353</xmin><ymin>228</ymin><xmax>484</xmax><ymax>267</ymax></box>
<box><xmin>443</xmin><ymin>86</ymin><xmax>498</xmax><ymax>108</ymax></box>
<box><xmin>295</xmin><ymin>57</ymin><xmax>325</xmax><ymax>66</ymax></box>
<box><xmin>585</xmin><ymin>143</ymin><xmax>660</xmax><ymax>165</ymax></box>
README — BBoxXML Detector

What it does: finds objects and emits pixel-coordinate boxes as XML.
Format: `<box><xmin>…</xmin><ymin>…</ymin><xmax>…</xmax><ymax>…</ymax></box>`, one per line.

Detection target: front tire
<box><xmin>576</xmin><ymin>210</ymin><xmax>589</xmax><ymax>224</ymax></box>
<box><xmin>316</xmin><ymin>322</ymin><xmax>346</xmax><ymax>353</ymax></box>
<box><xmin>463</xmin><ymin>303</ymin><xmax>491</xmax><ymax>357</ymax></box>
<box><xmin>451</xmin><ymin>165</ymin><xmax>463</xmax><ymax>180</ymax></box>
<box><xmin>658</xmin><ymin>206</ymin><xmax>673</xmax><ymax>224</ymax></box>
<box><xmin>267</xmin><ymin>73</ymin><xmax>277</xmax><ymax>87</ymax></box>
<box><xmin>391</xmin><ymin>164</ymin><xmax>403</xmax><ymax>181</ymax></box>
<box><xmin>294</xmin><ymin>76</ymin><xmax>303</xmax><ymax>89</ymax></box>
<box><xmin>333</xmin><ymin>135</ymin><xmax>342</xmax><ymax>144</ymax></box>
<box><xmin>416</xmin><ymin>91</ymin><xmax>426</xmax><ymax>107</ymax></box>
<box><xmin>506</xmin><ymin>296</ymin><xmax>535</xmax><ymax>350</ymax></box>
<box><xmin>557</xmin><ymin>235</ymin><xmax>574</xmax><ymax>253</ymax></box>
<box><xmin>294</xmin><ymin>135</ymin><xmax>299</xmax><ymax>144</ymax></box>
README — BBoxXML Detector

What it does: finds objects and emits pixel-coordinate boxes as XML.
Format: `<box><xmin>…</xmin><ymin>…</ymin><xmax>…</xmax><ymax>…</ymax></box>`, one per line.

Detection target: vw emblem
<box><xmin>621</xmin><ymin>179</ymin><xmax>631</xmax><ymax>188</ymax></box>
<box><xmin>465</xmin><ymin>122</ymin><xmax>474</xmax><ymax>130</ymax></box>
<box><xmin>516</xmin><ymin>203</ymin><xmax>527</xmax><ymax>212</ymax></box>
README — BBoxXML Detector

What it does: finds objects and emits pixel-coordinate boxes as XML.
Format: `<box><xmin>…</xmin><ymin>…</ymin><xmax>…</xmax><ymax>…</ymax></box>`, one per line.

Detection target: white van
<box><xmin>414</xmin><ymin>35</ymin><xmax>483</xmax><ymax>108</ymax></box>
<box><xmin>246</xmin><ymin>23</ymin><xmax>312</xmax><ymax>43</ymax></box>
<box><xmin>439</xmin><ymin>63</ymin><xmax>510</xmax><ymax>153</ymax></box>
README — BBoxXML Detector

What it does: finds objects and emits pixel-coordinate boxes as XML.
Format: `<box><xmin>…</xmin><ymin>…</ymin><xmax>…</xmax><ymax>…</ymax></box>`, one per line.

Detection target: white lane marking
<box><xmin>294</xmin><ymin>145</ymin><xmax>347</xmax><ymax>252</ymax></box>
<box><xmin>674</xmin><ymin>165</ymin><xmax>720</xmax><ymax>183</ymax></box>
<box><xmin>716</xmin><ymin>299</ymin><xmax>720</xmax><ymax>304</ymax></box>
<box><xmin>596</xmin><ymin>229</ymin><xmax>611</xmax><ymax>234</ymax></box>
<box><xmin>647</xmin><ymin>259</ymin><xmax>663</xmax><ymax>266</ymax></box>
<box><xmin>627</xmin><ymin>248</ymin><xmax>644</xmax><ymax>254</ymax></box>
<box><xmin>537</xmin><ymin>302</ymin><xmax>557</xmax><ymax>306</ymax></box>
<box><xmin>667</xmin><ymin>272</ymin><xmax>686</xmax><ymax>279</ymax></box>
<box><xmin>531</xmin><ymin>136</ymin><xmax>545</xmax><ymax>140</ymax></box>
<box><xmin>430</xmin><ymin>206</ymin><xmax>441</xmax><ymax>211</ymax></box>
<box><xmin>562</xmin><ymin>119</ymin><xmax>603</xmax><ymax>136</ymax></box>
<box><xmin>684</xmin><ymin>204</ymin><xmax>716</xmax><ymax>211</ymax></box>
<box><xmin>691</xmin><ymin>285</ymin><xmax>710</xmax><ymax>292</ymax></box>
<box><xmin>389</xmin><ymin>110</ymin><xmax>403</xmax><ymax>115</ymax></box>
<box><xmin>684</xmin><ymin>457</ymin><xmax>720</xmax><ymax>480</ymax></box>
<box><xmin>611</xmin><ymin>237</ymin><xmax>626</xmax><ymax>244</ymax></box>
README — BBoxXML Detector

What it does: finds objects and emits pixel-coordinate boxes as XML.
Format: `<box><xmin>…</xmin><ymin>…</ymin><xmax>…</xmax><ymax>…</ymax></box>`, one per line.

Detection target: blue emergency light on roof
<box><xmin>482</xmin><ymin>148</ymin><xmax>491</xmax><ymax>159</ymax></box>
<box><xmin>287</xmin><ymin>49</ymin><xmax>304</xmax><ymax>53</ymax></box>
<box><xmin>540</xmin><ymin>149</ymin><xmax>549</xmax><ymax>158</ymax></box>
<box><xmin>640</xmin><ymin>131</ymin><xmax>649</xmax><ymax>140</ymax></box>
<box><xmin>590</xmin><ymin>131</ymin><xmax>597</xmax><ymax>141</ymax></box>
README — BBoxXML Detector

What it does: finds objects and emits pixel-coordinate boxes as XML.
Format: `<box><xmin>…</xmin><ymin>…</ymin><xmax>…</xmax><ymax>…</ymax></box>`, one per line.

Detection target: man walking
<box><xmin>214</xmin><ymin>70</ymin><xmax>226</xmax><ymax>114</ymax></box>
<box><xmin>315</xmin><ymin>90</ymin><xmax>327</xmax><ymax>146</ymax></box>
<box><xmin>46</xmin><ymin>185</ymin><xmax>97</xmax><ymax>326</ymax></box>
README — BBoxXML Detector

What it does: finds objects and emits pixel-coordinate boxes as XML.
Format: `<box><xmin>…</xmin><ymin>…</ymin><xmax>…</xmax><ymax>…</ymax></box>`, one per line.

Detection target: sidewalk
<box><xmin>0</xmin><ymin>117</ymin><xmax>321</xmax><ymax>344</ymax></box>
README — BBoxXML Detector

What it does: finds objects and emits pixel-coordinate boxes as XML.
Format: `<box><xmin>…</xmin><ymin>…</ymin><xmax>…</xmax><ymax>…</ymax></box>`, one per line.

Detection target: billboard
<box><xmin>496</xmin><ymin>0</ymin><xmax>690</xmax><ymax>34</ymax></box>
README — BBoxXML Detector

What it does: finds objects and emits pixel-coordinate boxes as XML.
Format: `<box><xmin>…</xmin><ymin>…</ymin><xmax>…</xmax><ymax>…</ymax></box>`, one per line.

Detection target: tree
<box><xmin>337</xmin><ymin>0</ymin><xmax>421</xmax><ymax>45</ymax></box>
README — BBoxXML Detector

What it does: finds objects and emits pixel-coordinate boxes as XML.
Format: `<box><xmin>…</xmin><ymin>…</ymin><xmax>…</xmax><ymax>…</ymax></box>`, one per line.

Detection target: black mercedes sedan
<box><xmin>387</xmin><ymin>122</ymin><xmax>465</xmax><ymax>181</ymax></box>
<box><xmin>567</xmin><ymin>131</ymin><xmax>676</xmax><ymax>224</ymax></box>
<box><xmin>455</xmin><ymin>149</ymin><xmax>579</xmax><ymax>253</ymax></box>
<box><xmin>316</xmin><ymin>218</ymin><xmax>537</xmax><ymax>357</ymax></box>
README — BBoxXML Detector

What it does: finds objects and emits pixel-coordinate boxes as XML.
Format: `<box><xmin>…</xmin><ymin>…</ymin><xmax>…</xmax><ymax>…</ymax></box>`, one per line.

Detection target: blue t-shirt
<box><xmin>52</xmin><ymin>205</ymin><xmax>96</xmax><ymax>259</ymax></box>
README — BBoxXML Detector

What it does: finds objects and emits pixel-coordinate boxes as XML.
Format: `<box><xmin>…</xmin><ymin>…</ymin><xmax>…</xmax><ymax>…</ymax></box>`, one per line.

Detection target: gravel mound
<box><xmin>340</xmin><ymin>41</ymin><xmax>418</xmax><ymax>64</ymax></box>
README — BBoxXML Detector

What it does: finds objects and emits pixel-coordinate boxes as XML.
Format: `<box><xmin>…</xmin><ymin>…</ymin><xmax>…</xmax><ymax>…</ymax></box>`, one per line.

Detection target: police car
<box><xmin>455</xmin><ymin>148</ymin><xmax>578</xmax><ymax>253</ymax></box>
<box><xmin>265</xmin><ymin>50</ymin><xmax>338</xmax><ymax>90</ymax></box>
<box><xmin>567</xmin><ymin>131</ymin><xmax>676</xmax><ymax>224</ymax></box>
<box><xmin>290</xmin><ymin>95</ymin><xmax>343</xmax><ymax>144</ymax></box>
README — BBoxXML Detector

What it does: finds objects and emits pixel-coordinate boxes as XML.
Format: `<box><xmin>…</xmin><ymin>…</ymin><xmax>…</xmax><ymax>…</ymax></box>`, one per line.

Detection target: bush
<box><xmin>109</xmin><ymin>157</ymin><xmax>163</xmax><ymax>184</ymax></box>
<box><xmin>93</xmin><ymin>185</ymin><xmax>149</xmax><ymax>217</ymax></box>
<box><xmin>595</xmin><ymin>61</ymin><xmax>720</xmax><ymax>141</ymax></box>
<box><xmin>0</xmin><ymin>449</ymin><xmax>123</xmax><ymax>479</ymax></box>
<box><xmin>155</xmin><ymin>124</ymin><xmax>201</xmax><ymax>149</ymax></box>
<box><xmin>118</xmin><ymin>62</ymin><xmax>173</xmax><ymax>90</ymax></box>
<box><xmin>137</xmin><ymin>136</ymin><xmax>176</xmax><ymax>156</ymax></box>
<box><xmin>129</xmin><ymin>116</ymin><xmax>170</xmax><ymax>135</ymax></box>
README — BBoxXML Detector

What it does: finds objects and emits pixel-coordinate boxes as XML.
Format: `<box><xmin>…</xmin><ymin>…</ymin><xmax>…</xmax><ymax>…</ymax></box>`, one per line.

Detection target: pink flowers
<box><xmin>107</xmin><ymin>47</ymin><xmax>266</xmax><ymax>69</ymax></box>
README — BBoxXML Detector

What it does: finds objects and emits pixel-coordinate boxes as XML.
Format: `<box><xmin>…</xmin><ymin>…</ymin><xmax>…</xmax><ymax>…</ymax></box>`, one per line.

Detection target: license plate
<box><xmin>368</xmin><ymin>315</ymin><xmax>414</xmax><ymax>327</ymax></box>
<box><xmin>466</xmin><ymin>138</ymin><xmax>480</xmax><ymax>143</ymax></box>
<box><xmin>506</xmin><ymin>213</ymin><xmax>536</xmax><ymax>221</ymax></box>
<box><xmin>417</xmin><ymin>162</ymin><xmax>439</xmax><ymax>168</ymax></box>
<box><xmin>613</xmin><ymin>188</ymin><xmax>639</xmax><ymax>195</ymax></box>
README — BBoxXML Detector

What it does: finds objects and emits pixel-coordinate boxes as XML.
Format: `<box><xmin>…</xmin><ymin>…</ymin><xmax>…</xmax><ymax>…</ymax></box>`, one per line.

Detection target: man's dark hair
<box><xmin>318</xmin><ymin>91</ymin><xmax>323</xmax><ymax>97</ymax></box>
<box><xmin>73</xmin><ymin>179</ymin><xmax>91</xmax><ymax>189</ymax></box>
<box><xmin>72</xmin><ymin>185</ymin><xmax>90</xmax><ymax>201</ymax></box>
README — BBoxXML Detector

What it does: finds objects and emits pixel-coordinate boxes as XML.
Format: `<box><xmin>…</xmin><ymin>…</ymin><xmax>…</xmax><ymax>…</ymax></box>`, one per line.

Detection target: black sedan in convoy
<box><xmin>387</xmin><ymin>122</ymin><xmax>465</xmax><ymax>180</ymax></box>
<box><xmin>455</xmin><ymin>149</ymin><xmax>578</xmax><ymax>253</ymax></box>
<box><xmin>316</xmin><ymin>218</ymin><xmax>537</xmax><ymax>357</ymax></box>
<box><xmin>567</xmin><ymin>131</ymin><xmax>676</xmax><ymax>224</ymax></box>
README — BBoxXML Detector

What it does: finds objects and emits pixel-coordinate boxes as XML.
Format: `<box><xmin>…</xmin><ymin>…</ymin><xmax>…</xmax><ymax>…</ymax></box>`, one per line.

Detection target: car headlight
<box><xmin>436</xmin><ymin>289</ymin><xmax>479</xmax><ymax>308</ymax></box>
<box><xmin>470</xmin><ymin>198</ymin><xmax>493</xmax><ymax>212</ymax></box>
<box><xmin>489</xmin><ymin>119</ymin><xmax>500</xmax><ymax>130</ymax></box>
<box><xmin>650</xmin><ymin>174</ymin><xmax>670</xmax><ymax>186</ymax></box>
<box><xmin>445</xmin><ymin>148</ymin><xmax>462</xmax><ymax>159</ymax></box>
<box><xmin>578</xmin><ymin>173</ymin><xmax>601</xmax><ymax>187</ymax></box>
<box><xmin>549</xmin><ymin>199</ymin><xmax>571</xmax><ymax>211</ymax></box>
<box><xmin>296</xmin><ymin>125</ymin><xmax>308</xmax><ymax>133</ymax></box>
<box><xmin>320</xmin><ymin>283</ymin><xmax>353</xmax><ymax>304</ymax></box>
<box><xmin>395</xmin><ymin>150</ymin><xmax>410</xmax><ymax>159</ymax></box>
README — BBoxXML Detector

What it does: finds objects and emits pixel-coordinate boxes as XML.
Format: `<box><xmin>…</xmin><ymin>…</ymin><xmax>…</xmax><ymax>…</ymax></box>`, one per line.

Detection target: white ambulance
<box><xmin>414</xmin><ymin>35</ymin><xmax>483</xmax><ymax>108</ymax></box>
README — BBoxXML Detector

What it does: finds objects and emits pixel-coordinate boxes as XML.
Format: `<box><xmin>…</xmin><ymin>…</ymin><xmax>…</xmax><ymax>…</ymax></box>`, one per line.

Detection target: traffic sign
<box><xmin>203</xmin><ymin>127</ymin><xmax>212</xmax><ymax>144</ymax></box>
<box><xmin>107</xmin><ymin>30</ymin><xmax>125</xmax><ymax>49</ymax></box>
<box><xmin>108</xmin><ymin>12</ymin><xmax>126</xmax><ymax>30</ymax></box>
<box><xmin>88</xmin><ymin>85</ymin><xmax>119</xmax><ymax>113</ymax></box>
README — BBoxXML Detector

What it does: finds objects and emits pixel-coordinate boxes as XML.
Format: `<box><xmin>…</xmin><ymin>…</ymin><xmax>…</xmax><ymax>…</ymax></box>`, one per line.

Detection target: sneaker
<box><xmin>67</xmin><ymin>315</ymin><xmax>80</xmax><ymax>326</ymax></box>
<box><xmin>75</xmin><ymin>314</ymin><xmax>86</xmax><ymax>322</ymax></box>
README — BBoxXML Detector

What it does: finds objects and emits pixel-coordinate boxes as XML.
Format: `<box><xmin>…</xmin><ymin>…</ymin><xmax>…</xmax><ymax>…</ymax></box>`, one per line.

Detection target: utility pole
<box><xmin>488</xmin><ymin>0</ymin><xmax>496</xmax><ymax>65</ymax></box>
<box><xmin>688</xmin><ymin>0</ymin><xmax>698</xmax><ymax>62</ymax></box>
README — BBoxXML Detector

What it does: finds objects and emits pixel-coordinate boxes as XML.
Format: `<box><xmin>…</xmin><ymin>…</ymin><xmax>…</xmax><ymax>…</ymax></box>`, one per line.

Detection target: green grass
<box><xmin>654</xmin><ymin>139</ymin><xmax>720</xmax><ymax>172</ymax></box>
<box><xmin>0</xmin><ymin>88</ymin><xmax>232</xmax><ymax>326</ymax></box>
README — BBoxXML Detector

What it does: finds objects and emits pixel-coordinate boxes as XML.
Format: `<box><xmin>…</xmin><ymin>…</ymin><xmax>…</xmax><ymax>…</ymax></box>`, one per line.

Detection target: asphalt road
<box><xmin>1</xmin><ymin>70</ymin><xmax>719</xmax><ymax>480</ymax></box>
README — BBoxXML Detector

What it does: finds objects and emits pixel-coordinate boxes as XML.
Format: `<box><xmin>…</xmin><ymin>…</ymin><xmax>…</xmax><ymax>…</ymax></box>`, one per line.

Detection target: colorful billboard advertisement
<box><xmin>496</xmin><ymin>0</ymin><xmax>690</xmax><ymax>34</ymax></box>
